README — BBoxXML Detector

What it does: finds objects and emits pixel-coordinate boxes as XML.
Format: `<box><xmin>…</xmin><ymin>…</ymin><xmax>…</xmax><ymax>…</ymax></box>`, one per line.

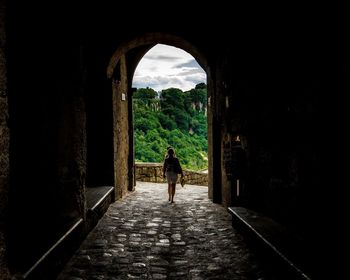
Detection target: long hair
<box><xmin>167</xmin><ymin>148</ymin><xmax>176</xmax><ymax>158</ymax></box>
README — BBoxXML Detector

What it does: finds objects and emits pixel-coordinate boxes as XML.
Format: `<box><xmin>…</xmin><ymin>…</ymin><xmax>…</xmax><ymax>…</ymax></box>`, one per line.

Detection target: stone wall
<box><xmin>135</xmin><ymin>163</ymin><xmax>208</xmax><ymax>186</ymax></box>
<box><xmin>0</xmin><ymin>0</ymin><xmax>10</xmax><ymax>278</ymax></box>
<box><xmin>113</xmin><ymin>55</ymin><xmax>130</xmax><ymax>200</ymax></box>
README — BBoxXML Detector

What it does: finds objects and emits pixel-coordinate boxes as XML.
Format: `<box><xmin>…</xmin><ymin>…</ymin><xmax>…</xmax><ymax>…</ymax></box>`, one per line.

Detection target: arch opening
<box><xmin>131</xmin><ymin>44</ymin><xmax>208</xmax><ymax>187</ymax></box>
<box><xmin>107</xmin><ymin>33</ymin><xmax>217</xmax><ymax>201</ymax></box>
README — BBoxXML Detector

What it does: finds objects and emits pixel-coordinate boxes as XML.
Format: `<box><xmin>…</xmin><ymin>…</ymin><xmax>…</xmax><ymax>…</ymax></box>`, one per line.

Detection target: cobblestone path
<box><xmin>57</xmin><ymin>182</ymin><xmax>276</xmax><ymax>279</ymax></box>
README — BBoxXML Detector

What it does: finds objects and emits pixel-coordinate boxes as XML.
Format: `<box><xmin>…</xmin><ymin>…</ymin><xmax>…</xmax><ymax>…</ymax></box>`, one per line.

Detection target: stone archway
<box><xmin>107</xmin><ymin>32</ymin><xmax>216</xmax><ymax>201</ymax></box>
<box><xmin>107</xmin><ymin>33</ymin><xmax>209</xmax><ymax>78</ymax></box>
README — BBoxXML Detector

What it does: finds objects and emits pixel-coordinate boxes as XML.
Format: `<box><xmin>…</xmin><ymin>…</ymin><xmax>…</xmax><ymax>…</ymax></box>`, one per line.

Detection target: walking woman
<box><xmin>162</xmin><ymin>148</ymin><xmax>184</xmax><ymax>203</ymax></box>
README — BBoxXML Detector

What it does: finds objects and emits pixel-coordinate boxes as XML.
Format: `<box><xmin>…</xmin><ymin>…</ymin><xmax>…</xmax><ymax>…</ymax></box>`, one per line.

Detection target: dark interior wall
<box><xmin>85</xmin><ymin>41</ymin><xmax>134</xmax><ymax>198</ymax></box>
<box><xmin>0</xmin><ymin>0</ymin><xmax>10</xmax><ymax>278</ymax></box>
<box><xmin>85</xmin><ymin>45</ymin><xmax>115</xmax><ymax>187</ymax></box>
<box><xmin>5</xmin><ymin>3</ymin><xmax>88</xmax><ymax>273</ymax></box>
<box><xmin>206</xmin><ymin>69</ymin><xmax>215</xmax><ymax>201</ymax></box>
<box><xmin>217</xmin><ymin>34</ymin><xmax>325</xmax><ymax>238</ymax></box>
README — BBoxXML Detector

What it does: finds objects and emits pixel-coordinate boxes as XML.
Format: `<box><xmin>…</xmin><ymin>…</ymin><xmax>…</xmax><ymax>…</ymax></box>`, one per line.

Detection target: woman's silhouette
<box><xmin>162</xmin><ymin>148</ymin><xmax>183</xmax><ymax>203</ymax></box>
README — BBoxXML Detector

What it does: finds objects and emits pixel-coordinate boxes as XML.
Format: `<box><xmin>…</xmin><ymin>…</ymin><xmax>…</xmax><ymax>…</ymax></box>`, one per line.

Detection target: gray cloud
<box><xmin>173</xmin><ymin>59</ymin><xmax>200</xmax><ymax>69</ymax></box>
<box><xmin>149</xmin><ymin>66</ymin><xmax>158</xmax><ymax>72</ymax></box>
<box><xmin>184</xmin><ymin>76</ymin><xmax>207</xmax><ymax>86</ymax></box>
<box><xmin>132</xmin><ymin>44</ymin><xmax>206</xmax><ymax>91</ymax></box>
<box><xmin>176</xmin><ymin>68</ymin><xmax>205</xmax><ymax>76</ymax></box>
<box><xmin>133</xmin><ymin>75</ymin><xmax>196</xmax><ymax>91</ymax></box>
<box><xmin>143</xmin><ymin>54</ymin><xmax>181</xmax><ymax>61</ymax></box>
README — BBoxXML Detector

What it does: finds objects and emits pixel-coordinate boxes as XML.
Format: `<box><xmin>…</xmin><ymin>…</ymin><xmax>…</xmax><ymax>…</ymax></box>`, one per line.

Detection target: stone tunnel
<box><xmin>0</xmin><ymin>2</ymin><xmax>344</xmax><ymax>279</ymax></box>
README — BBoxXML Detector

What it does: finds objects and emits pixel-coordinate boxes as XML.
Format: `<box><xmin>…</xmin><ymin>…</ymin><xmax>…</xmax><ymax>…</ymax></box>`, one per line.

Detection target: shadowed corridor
<box><xmin>58</xmin><ymin>182</ymin><xmax>294</xmax><ymax>280</ymax></box>
<box><xmin>1</xmin><ymin>3</ymin><xmax>342</xmax><ymax>279</ymax></box>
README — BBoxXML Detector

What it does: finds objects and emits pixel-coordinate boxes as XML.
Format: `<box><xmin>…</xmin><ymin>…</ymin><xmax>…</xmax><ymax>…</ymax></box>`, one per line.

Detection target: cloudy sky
<box><xmin>132</xmin><ymin>44</ymin><xmax>206</xmax><ymax>92</ymax></box>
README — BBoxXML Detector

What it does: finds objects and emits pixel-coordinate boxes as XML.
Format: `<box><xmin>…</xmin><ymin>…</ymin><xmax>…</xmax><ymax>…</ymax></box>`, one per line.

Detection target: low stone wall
<box><xmin>135</xmin><ymin>163</ymin><xmax>208</xmax><ymax>186</ymax></box>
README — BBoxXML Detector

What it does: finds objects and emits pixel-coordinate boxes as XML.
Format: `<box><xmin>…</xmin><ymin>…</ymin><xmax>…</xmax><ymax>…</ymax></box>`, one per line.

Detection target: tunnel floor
<box><xmin>57</xmin><ymin>182</ymin><xmax>287</xmax><ymax>279</ymax></box>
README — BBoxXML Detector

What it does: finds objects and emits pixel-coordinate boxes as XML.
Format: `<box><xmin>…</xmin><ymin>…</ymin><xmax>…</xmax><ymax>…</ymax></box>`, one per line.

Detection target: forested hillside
<box><xmin>133</xmin><ymin>83</ymin><xmax>208</xmax><ymax>170</ymax></box>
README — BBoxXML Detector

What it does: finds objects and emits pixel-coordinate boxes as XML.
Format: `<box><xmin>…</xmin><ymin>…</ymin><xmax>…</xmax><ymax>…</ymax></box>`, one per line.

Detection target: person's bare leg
<box><xmin>168</xmin><ymin>183</ymin><xmax>171</xmax><ymax>201</ymax></box>
<box><xmin>171</xmin><ymin>183</ymin><xmax>176</xmax><ymax>203</ymax></box>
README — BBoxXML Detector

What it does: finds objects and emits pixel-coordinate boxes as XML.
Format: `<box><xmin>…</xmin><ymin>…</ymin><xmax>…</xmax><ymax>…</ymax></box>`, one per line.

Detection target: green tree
<box><xmin>158</xmin><ymin>112</ymin><xmax>177</xmax><ymax>130</ymax></box>
<box><xmin>133</xmin><ymin>87</ymin><xmax>157</xmax><ymax>104</ymax></box>
<box><xmin>133</xmin><ymin>85</ymin><xmax>208</xmax><ymax>170</ymax></box>
<box><xmin>160</xmin><ymin>88</ymin><xmax>185</xmax><ymax>111</ymax></box>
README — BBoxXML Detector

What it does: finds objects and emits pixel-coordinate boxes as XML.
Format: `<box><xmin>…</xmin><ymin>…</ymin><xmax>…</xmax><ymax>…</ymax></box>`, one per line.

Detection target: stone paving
<box><xmin>57</xmin><ymin>182</ymin><xmax>278</xmax><ymax>280</ymax></box>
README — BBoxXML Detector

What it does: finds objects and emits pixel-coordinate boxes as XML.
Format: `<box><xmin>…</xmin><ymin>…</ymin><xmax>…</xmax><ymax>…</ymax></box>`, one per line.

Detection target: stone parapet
<box><xmin>135</xmin><ymin>163</ymin><xmax>208</xmax><ymax>186</ymax></box>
